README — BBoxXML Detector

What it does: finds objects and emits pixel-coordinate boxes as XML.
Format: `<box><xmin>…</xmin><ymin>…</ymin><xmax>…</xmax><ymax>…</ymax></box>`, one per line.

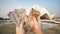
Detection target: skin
<box><xmin>16</xmin><ymin>20</ymin><xmax>25</xmax><ymax>34</ymax></box>
<box><xmin>16</xmin><ymin>16</ymin><xmax>43</xmax><ymax>34</ymax></box>
<box><xmin>32</xmin><ymin>16</ymin><xmax>43</xmax><ymax>34</ymax></box>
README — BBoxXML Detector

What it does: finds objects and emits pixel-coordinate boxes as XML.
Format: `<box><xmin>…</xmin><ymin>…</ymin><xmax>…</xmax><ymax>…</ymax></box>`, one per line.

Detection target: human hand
<box><xmin>32</xmin><ymin>16</ymin><xmax>43</xmax><ymax>34</ymax></box>
<box><xmin>16</xmin><ymin>20</ymin><xmax>25</xmax><ymax>34</ymax></box>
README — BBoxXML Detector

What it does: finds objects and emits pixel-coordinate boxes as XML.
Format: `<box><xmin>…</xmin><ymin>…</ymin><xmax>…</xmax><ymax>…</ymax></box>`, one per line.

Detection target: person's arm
<box><xmin>32</xmin><ymin>16</ymin><xmax>43</xmax><ymax>34</ymax></box>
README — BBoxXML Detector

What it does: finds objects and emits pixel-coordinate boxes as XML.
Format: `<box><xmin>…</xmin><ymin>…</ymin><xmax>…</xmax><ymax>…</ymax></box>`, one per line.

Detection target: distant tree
<box><xmin>0</xmin><ymin>17</ymin><xmax>4</xmax><ymax>20</ymax></box>
<box><xmin>4</xmin><ymin>18</ymin><xmax>10</xmax><ymax>20</ymax></box>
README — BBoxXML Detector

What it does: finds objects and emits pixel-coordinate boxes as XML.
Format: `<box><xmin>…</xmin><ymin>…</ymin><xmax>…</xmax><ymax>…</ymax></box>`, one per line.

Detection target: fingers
<box><xmin>32</xmin><ymin>16</ymin><xmax>42</xmax><ymax>26</ymax></box>
<box><xmin>37</xmin><ymin>17</ymin><xmax>42</xmax><ymax>25</ymax></box>
<box><xmin>32</xmin><ymin>16</ymin><xmax>37</xmax><ymax>24</ymax></box>
<box><xmin>16</xmin><ymin>20</ymin><xmax>24</xmax><ymax>29</ymax></box>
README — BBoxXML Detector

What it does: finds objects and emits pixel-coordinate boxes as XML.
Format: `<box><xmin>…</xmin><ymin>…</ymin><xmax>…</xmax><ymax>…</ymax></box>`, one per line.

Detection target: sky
<box><xmin>0</xmin><ymin>0</ymin><xmax>60</xmax><ymax>18</ymax></box>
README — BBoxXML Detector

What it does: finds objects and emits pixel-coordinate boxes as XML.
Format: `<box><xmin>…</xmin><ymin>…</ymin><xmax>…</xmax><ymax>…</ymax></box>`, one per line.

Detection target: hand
<box><xmin>16</xmin><ymin>20</ymin><xmax>25</xmax><ymax>34</ymax></box>
<box><xmin>32</xmin><ymin>16</ymin><xmax>43</xmax><ymax>34</ymax></box>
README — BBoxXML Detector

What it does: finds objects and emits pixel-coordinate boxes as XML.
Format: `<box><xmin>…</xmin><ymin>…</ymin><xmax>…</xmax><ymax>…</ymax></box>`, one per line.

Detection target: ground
<box><xmin>0</xmin><ymin>24</ymin><xmax>60</xmax><ymax>34</ymax></box>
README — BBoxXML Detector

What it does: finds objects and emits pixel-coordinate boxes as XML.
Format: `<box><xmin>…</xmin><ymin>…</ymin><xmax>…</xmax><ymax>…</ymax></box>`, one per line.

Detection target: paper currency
<box><xmin>8</xmin><ymin>8</ymin><xmax>40</xmax><ymax>32</ymax></box>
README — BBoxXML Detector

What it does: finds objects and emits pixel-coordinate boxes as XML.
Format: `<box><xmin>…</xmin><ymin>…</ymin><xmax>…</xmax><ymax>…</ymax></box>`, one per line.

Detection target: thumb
<box><xmin>16</xmin><ymin>20</ymin><xmax>24</xmax><ymax>29</ymax></box>
<box><xmin>19</xmin><ymin>20</ymin><xmax>24</xmax><ymax>28</ymax></box>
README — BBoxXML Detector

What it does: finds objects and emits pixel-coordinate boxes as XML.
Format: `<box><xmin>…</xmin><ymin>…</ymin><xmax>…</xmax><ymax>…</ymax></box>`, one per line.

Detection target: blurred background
<box><xmin>0</xmin><ymin>0</ymin><xmax>60</xmax><ymax>34</ymax></box>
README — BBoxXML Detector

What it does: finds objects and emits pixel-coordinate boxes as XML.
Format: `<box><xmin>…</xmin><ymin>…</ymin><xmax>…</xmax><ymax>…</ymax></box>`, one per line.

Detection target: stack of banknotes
<box><xmin>8</xmin><ymin>8</ymin><xmax>40</xmax><ymax>34</ymax></box>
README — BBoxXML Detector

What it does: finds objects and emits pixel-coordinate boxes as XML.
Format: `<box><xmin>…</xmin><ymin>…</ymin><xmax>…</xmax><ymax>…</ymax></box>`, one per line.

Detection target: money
<box><xmin>8</xmin><ymin>11</ymin><xmax>20</xmax><ymax>26</ymax></box>
<box><xmin>8</xmin><ymin>8</ymin><xmax>40</xmax><ymax>34</ymax></box>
